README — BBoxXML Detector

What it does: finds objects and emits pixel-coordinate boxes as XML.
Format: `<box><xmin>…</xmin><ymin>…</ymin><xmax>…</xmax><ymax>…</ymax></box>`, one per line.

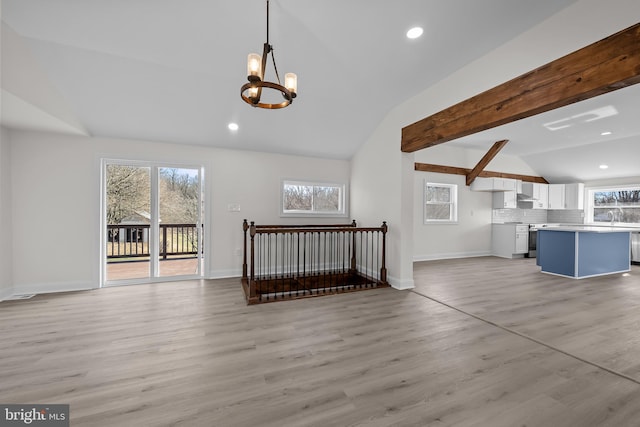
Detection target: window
<box><xmin>281</xmin><ymin>180</ymin><xmax>347</xmax><ymax>216</ymax></box>
<box><xmin>424</xmin><ymin>181</ymin><xmax>457</xmax><ymax>223</ymax></box>
<box><xmin>102</xmin><ymin>160</ymin><xmax>204</xmax><ymax>284</ymax></box>
<box><xmin>586</xmin><ymin>186</ymin><xmax>640</xmax><ymax>225</ymax></box>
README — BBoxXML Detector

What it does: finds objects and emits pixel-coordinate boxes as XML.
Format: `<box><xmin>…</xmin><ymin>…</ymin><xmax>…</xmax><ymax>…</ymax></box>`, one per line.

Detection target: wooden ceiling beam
<box><xmin>466</xmin><ymin>139</ymin><xmax>508</xmax><ymax>185</ymax></box>
<box><xmin>414</xmin><ymin>162</ymin><xmax>549</xmax><ymax>184</ymax></box>
<box><xmin>402</xmin><ymin>23</ymin><xmax>640</xmax><ymax>152</ymax></box>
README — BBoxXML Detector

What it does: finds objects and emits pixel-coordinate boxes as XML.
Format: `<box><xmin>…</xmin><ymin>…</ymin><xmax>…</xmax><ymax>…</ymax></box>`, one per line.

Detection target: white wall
<box><xmin>8</xmin><ymin>130</ymin><xmax>350</xmax><ymax>295</ymax></box>
<box><xmin>413</xmin><ymin>145</ymin><xmax>539</xmax><ymax>260</ymax></box>
<box><xmin>350</xmin><ymin>108</ymin><xmax>415</xmax><ymax>290</ymax></box>
<box><xmin>414</xmin><ymin>172</ymin><xmax>492</xmax><ymax>261</ymax></box>
<box><xmin>351</xmin><ymin>0</ymin><xmax>640</xmax><ymax>279</ymax></box>
<box><xmin>1</xmin><ymin>22</ymin><xmax>87</xmax><ymax>135</ymax></box>
<box><xmin>0</xmin><ymin>127</ymin><xmax>13</xmax><ymax>300</ymax></box>
<box><xmin>583</xmin><ymin>176</ymin><xmax>640</xmax><ymax>188</ymax></box>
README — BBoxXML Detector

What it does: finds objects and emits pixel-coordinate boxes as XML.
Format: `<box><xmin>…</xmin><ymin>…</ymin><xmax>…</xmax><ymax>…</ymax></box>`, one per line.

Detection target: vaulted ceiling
<box><xmin>1</xmin><ymin>0</ymin><xmax>578</xmax><ymax>156</ymax></box>
<box><xmin>1</xmin><ymin>1</ymin><xmax>638</xmax><ymax>182</ymax></box>
<box><xmin>445</xmin><ymin>84</ymin><xmax>640</xmax><ymax>183</ymax></box>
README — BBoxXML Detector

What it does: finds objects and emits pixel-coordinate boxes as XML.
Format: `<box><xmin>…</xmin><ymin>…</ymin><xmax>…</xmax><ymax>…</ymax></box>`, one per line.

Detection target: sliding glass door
<box><xmin>158</xmin><ymin>167</ymin><xmax>201</xmax><ymax>277</ymax></box>
<box><xmin>103</xmin><ymin>161</ymin><xmax>203</xmax><ymax>284</ymax></box>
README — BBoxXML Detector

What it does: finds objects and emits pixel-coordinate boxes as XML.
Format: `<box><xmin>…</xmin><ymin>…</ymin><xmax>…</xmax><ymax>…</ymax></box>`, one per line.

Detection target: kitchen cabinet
<box><xmin>548</xmin><ymin>184</ymin><xmax>565</xmax><ymax>209</ymax></box>
<box><xmin>535</xmin><ymin>184</ymin><xmax>549</xmax><ymax>209</ymax></box>
<box><xmin>548</xmin><ymin>183</ymin><xmax>584</xmax><ymax>209</ymax></box>
<box><xmin>564</xmin><ymin>183</ymin><xmax>584</xmax><ymax>209</ymax></box>
<box><xmin>537</xmin><ymin>226</ymin><xmax>631</xmax><ymax>278</ymax></box>
<box><xmin>470</xmin><ymin>177</ymin><xmax>519</xmax><ymax>192</ymax></box>
<box><xmin>470</xmin><ymin>177</ymin><xmax>493</xmax><ymax>191</ymax></box>
<box><xmin>495</xmin><ymin>178</ymin><xmax>518</xmax><ymax>192</ymax></box>
<box><xmin>515</xmin><ymin>229</ymin><xmax>529</xmax><ymax>254</ymax></box>
<box><xmin>521</xmin><ymin>182</ymin><xmax>548</xmax><ymax>209</ymax></box>
<box><xmin>493</xmin><ymin>191</ymin><xmax>517</xmax><ymax>209</ymax></box>
<box><xmin>492</xmin><ymin>224</ymin><xmax>529</xmax><ymax>258</ymax></box>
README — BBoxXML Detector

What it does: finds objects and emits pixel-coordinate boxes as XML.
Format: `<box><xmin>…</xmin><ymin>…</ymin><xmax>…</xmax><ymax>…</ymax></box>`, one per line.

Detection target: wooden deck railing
<box><xmin>241</xmin><ymin>219</ymin><xmax>388</xmax><ymax>304</ymax></box>
<box><xmin>106</xmin><ymin>223</ymin><xmax>200</xmax><ymax>261</ymax></box>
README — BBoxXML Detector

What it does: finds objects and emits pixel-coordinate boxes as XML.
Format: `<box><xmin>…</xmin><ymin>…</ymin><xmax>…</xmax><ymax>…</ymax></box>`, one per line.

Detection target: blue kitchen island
<box><xmin>537</xmin><ymin>226</ymin><xmax>632</xmax><ymax>279</ymax></box>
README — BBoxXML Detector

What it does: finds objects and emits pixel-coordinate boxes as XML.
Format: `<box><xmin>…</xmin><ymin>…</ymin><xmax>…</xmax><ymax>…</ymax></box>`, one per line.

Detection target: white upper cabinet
<box><xmin>534</xmin><ymin>183</ymin><xmax>549</xmax><ymax>209</ymax></box>
<box><xmin>473</xmin><ymin>178</ymin><xmax>583</xmax><ymax>210</ymax></box>
<box><xmin>493</xmin><ymin>191</ymin><xmax>517</xmax><ymax>209</ymax></box>
<box><xmin>469</xmin><ymin>177</ymin><xmax>493</xmax><ymax>191</ymax></box>
<box><xmin>548</xmin><ymin>184</ymin><xmax>565</xmax><ymax>209</ymax></box>
<box><xmin>495</xmin><ymin>178</ymin><xmax>518</xmax><ymax>192</ymax></box>
<box><xmin>470</xmin><ymin>177</ymin><xmax>519</xmax><ymax>192</ymax></box>
<box><xmin>564</xmin><ymin>183</ymin><xmax>584</xmax><ymax>210</ymax></box>
<box><xmin>521</xmin><ymin>182</ymin><xmax>548</xmax><ymax>209</ymax></box>
<box><xmin>548</xmin><ymin>183</ymin><xmax>584</xmax><ymax>209</ymax></box>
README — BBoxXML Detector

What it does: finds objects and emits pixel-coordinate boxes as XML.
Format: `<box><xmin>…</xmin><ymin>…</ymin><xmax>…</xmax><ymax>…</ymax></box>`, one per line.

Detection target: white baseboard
<box><xmin>413</xmin><ymin>250</ymin><xmax>492</xmax><ymax>262</ymax></box>
<box><xmin>207</xmin><ymin>269</ymin><xmax>242</xmax><ymax>280</ymax></box>
<box><xmin>0</xmin><ymin>286</ymin><xmax>14</xmax><ymax>302</ymax></box>
<box><xmin>388</xmin><ymin>275</ymin><xmax>414</xmax><ymax>290</ymax></box>
<box><xmin>11</xmin><ymin>281</ymin><xmax>97</xmax><ymax>297</ymax></box>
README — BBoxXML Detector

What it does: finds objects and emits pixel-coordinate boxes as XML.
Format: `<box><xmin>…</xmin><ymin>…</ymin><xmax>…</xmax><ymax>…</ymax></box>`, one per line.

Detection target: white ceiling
<box><xmin>2</xmin><ymin>0</ymin><xmax>637</xmax><ymax>182</ymax></box>
<box><xmin>448</xmin><ymin>84</ymin><xmax>640</xmax><ymax>183</ymax></box>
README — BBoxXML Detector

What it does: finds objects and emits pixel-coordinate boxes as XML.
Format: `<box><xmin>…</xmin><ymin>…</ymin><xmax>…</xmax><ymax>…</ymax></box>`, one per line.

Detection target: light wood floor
<box><xmin>1</xmin><ymin>257</ymin><xmax>640</xmax><ymax>426</ymax></box>
<box><xmin>107</xmin><ymin>258</ymin><xmax>199</xmax><ymax>281</ymax></box>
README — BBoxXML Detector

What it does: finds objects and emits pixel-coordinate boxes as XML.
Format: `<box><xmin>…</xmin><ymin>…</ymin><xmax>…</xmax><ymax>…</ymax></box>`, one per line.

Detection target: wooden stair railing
<box><xmin>241</xmin><ymin>220</ymin><xmax>388</xmax><ymax>304</ymax></box>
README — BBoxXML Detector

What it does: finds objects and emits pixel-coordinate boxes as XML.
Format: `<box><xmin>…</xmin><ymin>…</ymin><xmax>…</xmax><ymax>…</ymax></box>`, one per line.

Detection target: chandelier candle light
<box><xmin>241</xmin><ymin>0</ymin><xmax>297</xmax><ymax>109</ymax></box>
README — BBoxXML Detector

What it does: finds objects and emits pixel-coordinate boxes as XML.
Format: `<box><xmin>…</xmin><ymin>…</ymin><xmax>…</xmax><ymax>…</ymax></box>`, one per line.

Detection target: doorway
<box><xmin>103</xmin><ymin>160</ymin><xmax>204</xmax><ymax>284</ymax></box>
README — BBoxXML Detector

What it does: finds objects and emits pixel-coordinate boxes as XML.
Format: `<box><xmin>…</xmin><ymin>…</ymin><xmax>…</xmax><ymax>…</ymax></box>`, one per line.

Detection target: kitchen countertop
<box><xmin>493</xmin><ymin>222</ymin><xmax>640</xmax><ymax>230</ymax></box>
<box><xmin>538</xmin><ymin>225</ymin><xmax>639</xmax><ymax>233</ymax></box>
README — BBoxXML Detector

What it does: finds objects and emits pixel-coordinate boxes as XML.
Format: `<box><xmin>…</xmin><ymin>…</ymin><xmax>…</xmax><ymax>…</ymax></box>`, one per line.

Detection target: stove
<box><xmin>528</xmin><ymin>223</ymin><xmax>561</xmax><ymax>231</ymax></box>
<box><xmin>525</xmin><ymin>224</ymin><xmax>562</xmax><ymax>257</ymax></box>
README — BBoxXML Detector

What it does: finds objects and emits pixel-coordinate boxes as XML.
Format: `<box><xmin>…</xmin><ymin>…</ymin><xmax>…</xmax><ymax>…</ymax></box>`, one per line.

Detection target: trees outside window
<box><xmin>104</xmin><ymin>162</ymin><xmax>203</xmax><ymax>282</ymax></box>
<box><xmin>282</xmin><ymin>180</ymin><xmax>346</xmax><ymax>216</ymax></box>
<box><xmin>107</xmin><ymin>165</ymin><xmax>199</xmax><ymax>226</ymax></box>
<box><xmin>589</xmin><ymin>187</ymin><xmax>640</xmax><ymax>224</ymax></box>
<box><xmin>424</xmin><ymin>182</ymin><xmax>458</xmax><ymax>224</ymax></box>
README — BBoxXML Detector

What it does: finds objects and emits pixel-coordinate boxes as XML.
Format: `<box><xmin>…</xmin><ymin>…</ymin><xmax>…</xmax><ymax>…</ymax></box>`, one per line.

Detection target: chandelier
<box><xmin>240</xmin><ymin>0</ymin><xmax>297</xmax><ymax>109</ymax></box>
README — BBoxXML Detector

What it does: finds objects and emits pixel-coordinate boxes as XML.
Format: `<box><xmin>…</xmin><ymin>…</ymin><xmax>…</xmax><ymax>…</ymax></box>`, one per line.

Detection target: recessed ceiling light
<box><xmin>601</xmin><ymin>131</ymin><xmax>612</xmax><ymax>136</ymax></box>
<box><xmin>406</xmin><ymin>27</ymin><xmax>423</xmax><ymax>39</ymax></box>
<box><xmin>228</xmin><ymin>123</ymin><xmax>239</xmax><ymax>131</ymax></box>
<box><xmin>599</xmin><ymin>164</ymin><xmax>609</xmax><ymax>169</ymax></box>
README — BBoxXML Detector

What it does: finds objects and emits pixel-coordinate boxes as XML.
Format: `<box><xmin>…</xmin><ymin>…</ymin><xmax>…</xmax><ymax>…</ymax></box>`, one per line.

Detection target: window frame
<box><xmin>280</xmin><ymin>179</ymin><xmax>348</xmax><ymax>218</ymax></box>
<box><xmin>585</xmin><ymin>184</ymin><xmax>640</xmax><ymax>225</ymax></box>
<box><xmin>424</xmin><ymin>181</ymin><xmax>458</xmax><ymax>224</ymax></box>
<box><xmin>100</xmin><ymin>158</ymin><xmax>206</xmax><ymax>285</ymax></box>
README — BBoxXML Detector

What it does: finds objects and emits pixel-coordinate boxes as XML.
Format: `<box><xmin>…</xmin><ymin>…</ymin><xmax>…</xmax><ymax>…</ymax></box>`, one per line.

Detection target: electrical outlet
<box><xmin>228</xmin><ymin>204</ymin><xmax>241</xmax><ymax>212</ymax></box>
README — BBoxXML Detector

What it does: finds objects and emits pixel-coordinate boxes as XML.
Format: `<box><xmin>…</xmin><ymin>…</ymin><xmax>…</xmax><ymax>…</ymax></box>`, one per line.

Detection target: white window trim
<box><xmin>585</xmin><ymin>184</ymin><xmax>640</xmax><ymax>225</ymax></box>
<box><xmin>280</xmin><ymin>179</ymin><xmax>348</xmax><ymax>218</ymax></box>
<box><xmin>424</xmin><ymin>181</ymin><xmax>458</xmax><ymax>224</ymax></box>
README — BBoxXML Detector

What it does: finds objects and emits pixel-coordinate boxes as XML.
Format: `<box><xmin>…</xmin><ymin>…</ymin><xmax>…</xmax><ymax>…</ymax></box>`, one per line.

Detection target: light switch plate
<box><xmin>228</xmin><ymin>204</ymin><xmax>241</xmax><ymax>212</ymax></box>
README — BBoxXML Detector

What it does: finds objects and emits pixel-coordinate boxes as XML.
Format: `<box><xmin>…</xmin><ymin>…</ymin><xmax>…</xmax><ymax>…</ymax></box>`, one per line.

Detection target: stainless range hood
<box><xmin>517</xmin><ymin>193</ymin><xmax>537</xmax><ymax>202</ymax></box>
<box><xmin>517</xmin><ymin>182</ymin><xmax>539</xmax><ymax>202</ymax></box>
